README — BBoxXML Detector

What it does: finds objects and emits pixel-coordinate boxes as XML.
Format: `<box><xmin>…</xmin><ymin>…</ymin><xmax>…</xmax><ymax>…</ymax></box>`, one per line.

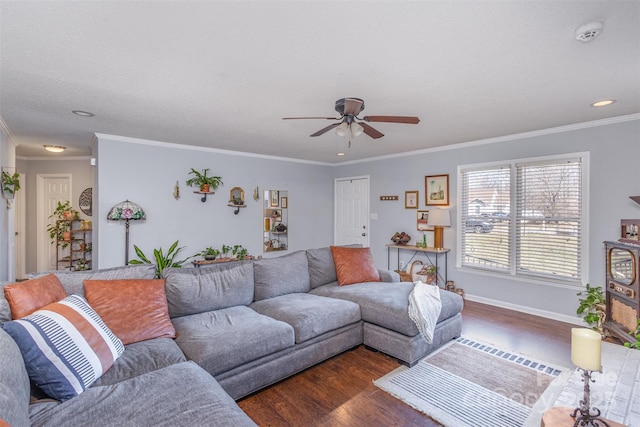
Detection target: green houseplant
<box><xmin>576</xmin><ymin>283</ymin><xmax>607</xmax><ymax>335</ymax></box>
<box><xmin>185</xmin><ymin>168</ymin><xmax>223</xmax><ymax>193</ymax></box>
<box><xmin>232</xmin><ymin>244</ymin><xmax>248</xmax><ymax>260</ymax></box>
<box><xmin>46</xmin><ymin>201</ymin><xmax>76</xmax><ymax>248</ymax></box>
<box><xmin>199</xmin><ymin>246</ymin><xmax>220</xmax><ymax>260</ymax></box>
<box><xmin>1</xmin><ymin>171</ymin><xmax>20</xmax><ymax>199</ymax></box>
<box><xmin>129</xmin><ymin>240</ymin><xmax>194</xmax><ymax>278</ymax></box>
<box><xmin>624</xmin><ymin>319</ymin><xmax>640</xmax><ymax>350</ymax></box>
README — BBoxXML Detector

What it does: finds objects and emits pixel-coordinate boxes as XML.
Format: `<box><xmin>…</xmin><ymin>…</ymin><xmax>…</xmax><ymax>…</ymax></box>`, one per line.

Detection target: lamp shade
<box><xmin>335</xmin><ymin>122</ymin><xmax>349</xmax><ymax>137</ymax></box>
<box><xmin>107</xmin><ymin>200</ymin><xmax>146</xmax><ymax>221</ymax></box>
<box><xmin>351</xmin><ymin>122</ymin><xmax>364</xmax><ymax>138</ymax></box>
<box><xmin>428</xmin><ymin>209</ymin><xmax>451</xmax><ymax>227</ymax></box>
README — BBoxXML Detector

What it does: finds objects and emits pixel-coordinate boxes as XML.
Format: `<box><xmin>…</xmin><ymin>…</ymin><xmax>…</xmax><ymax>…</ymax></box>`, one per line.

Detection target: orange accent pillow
<box><xmin>4</xmin><ymin>273</ymin><xmax>67</xmax><ymax>319</ymax></box>
<box><xmin>330</xmin><ymin>246</ymin><xmax>381</xmax><ymax>286</ymax></box>
<box><xmin>83</xmin><ymin>279</ymin><xmax>176</xmax><ymax>345</ymax></box>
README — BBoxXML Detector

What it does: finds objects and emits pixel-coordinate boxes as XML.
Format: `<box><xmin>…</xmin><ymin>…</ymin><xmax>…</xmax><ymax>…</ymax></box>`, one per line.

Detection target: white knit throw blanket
<box><xmin>408</xmin><ymin>281</ymin><xmax>442</xmax><ymax>344</ymax></box>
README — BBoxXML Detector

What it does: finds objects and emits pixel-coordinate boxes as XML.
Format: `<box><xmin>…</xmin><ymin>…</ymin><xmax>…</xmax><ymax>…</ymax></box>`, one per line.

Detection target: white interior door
<box><xmin>334</xmin><ymin>176</ymin><xmax>370</xmax><ymax>247</ymax></box>
<box><xmin>37</xmin><ymin>174</ymin><xmax>71</xmax><ymax>272</ymax></box>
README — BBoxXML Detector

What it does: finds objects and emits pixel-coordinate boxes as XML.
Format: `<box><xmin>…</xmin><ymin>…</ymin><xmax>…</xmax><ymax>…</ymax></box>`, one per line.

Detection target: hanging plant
<box><xmin>185</xmin><ymin>168</ymin><xmax>223</xmax><ymax>193</ymax></box>
<box><xmin>1</xmin><ymin>170</ymin><xmax>20</xmax><ymax>199</ymax></box>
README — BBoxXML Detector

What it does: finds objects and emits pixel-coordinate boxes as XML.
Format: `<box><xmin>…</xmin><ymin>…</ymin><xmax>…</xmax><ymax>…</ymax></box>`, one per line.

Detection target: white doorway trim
<box><xmin>15</xmin><ymin>173</ymin><xmax>26</xmax><ymax>279</ymax></box>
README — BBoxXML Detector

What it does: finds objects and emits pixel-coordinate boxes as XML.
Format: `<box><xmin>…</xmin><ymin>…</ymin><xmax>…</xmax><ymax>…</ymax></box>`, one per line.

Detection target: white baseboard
<box><xmin>464</xmin><ymin>293</ymin><xmax>584</xmax><ymax>326</ymax></box>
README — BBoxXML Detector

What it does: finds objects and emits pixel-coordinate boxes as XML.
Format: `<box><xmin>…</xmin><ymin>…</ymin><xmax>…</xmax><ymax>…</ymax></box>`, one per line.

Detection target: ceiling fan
<box><xmin>283</xmin><ymin>97</ymin><xmax>420</xmax><ymax>146</ymax></box>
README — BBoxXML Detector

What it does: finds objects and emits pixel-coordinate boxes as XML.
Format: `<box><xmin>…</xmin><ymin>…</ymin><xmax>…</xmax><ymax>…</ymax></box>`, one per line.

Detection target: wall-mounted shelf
<box><xmin>194</xmin><ymin>191</ymin><xmax>215</xmax><ymax>202</ymax></box>
<box><xmin>228</xmin><ymin>203</ymin><xmax>247</xmax><ymax>214</ymax></box>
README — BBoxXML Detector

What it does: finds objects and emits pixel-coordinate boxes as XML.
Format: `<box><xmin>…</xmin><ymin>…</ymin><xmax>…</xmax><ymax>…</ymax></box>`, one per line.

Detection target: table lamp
<box><xmin>428</xmin><ymin>209</ymin><xmax>450</xmax><ymax>249</ymax></box>
<box><xmin>570</xmin><ymin>328</ymin><xmax>610</xmax><ymax>427</ymax></box>
<box><xmin>107</xmin><ymin>200</ymin><xmax>146</xmax><ymax>265</ymax></box>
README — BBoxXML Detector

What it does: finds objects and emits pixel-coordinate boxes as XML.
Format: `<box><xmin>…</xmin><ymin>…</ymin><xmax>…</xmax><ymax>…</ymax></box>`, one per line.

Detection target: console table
<box><xmin>385</xmin><ymin>244</ymin><xmax>450</xmax><ymax>286</ymax></box>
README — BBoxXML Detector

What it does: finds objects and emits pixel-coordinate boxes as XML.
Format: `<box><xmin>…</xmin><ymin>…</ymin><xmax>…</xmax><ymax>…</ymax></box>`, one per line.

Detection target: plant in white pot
<box><xmin>1</xmin><ymin>170</ymin><xmax>20</xmax><ymax>199</ymax></box>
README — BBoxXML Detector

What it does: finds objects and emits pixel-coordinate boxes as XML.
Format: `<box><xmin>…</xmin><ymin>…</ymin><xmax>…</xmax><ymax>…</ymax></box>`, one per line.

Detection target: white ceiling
<box><xmin>1</xmin><ymin>1</ymin><xmax>639</xmax><ymax>164</ymax></box>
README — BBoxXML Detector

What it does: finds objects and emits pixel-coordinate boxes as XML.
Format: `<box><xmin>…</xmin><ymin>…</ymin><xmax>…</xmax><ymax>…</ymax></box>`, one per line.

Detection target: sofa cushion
<box><xmin>84</xmin><ymin>279</ymin><xmax>175</xmax><ymax>345</ymax></box>
<box><xmin>163</xmin><ymin>261</ymin><xmax>254</xmax><ymax>318</ymax></box>
<box><xmin>0</xmin><ymin>328</ymin><xmax>31</xmax><ymax>427</ymax></box>
<box><xmin>28</xmin><ymin>361</ymin><xmax>258</xmax><ymax>427</ymax></box>
<box><xmin>307</xmin><ymin>245</ymin><xmax>362</xmax><ymax>289</ymax></box>
<box><xmin>29</xmin><ymin>264</ymin><xmax>158</xmax><ymax>298</ymax></box>
<box><xmin>253</xmin><ymin>250</ymin><xmax>310</xmax><ymax>301</ymax></box>
<box><xmin>330</xmin><ymin>246</ymin><xmax>381</xmax><ymax>286</ymax></box>
<box><xmin>92</xmin><ymin>338</ymin><xmax>186</xmax><ymax>387</ymax></box>
<box><xmin>1</xmin><ymin>295</ymin><xmax>124</xmax><ymax>401</ymax></box>
<box><xmin>3</xmin><ymin>274</ymin><xmax>67</xmax><ymax>320</ymax></box>
<box><xmin>251</xmin><ymin>293</ymin><xmax>361</xmax><ymax>343</ymax></box>
<box><xmin>172</xmin><ymin>306</ymin><xmax>294</xmax><ymax>376</ymax></box>
<box><xmin>310</xmin><ymin>282</ymin><xmax>464</xmax><ymax>337</ymax></box>
<box><xmin>1</xmin><ymin>265</ymin><xmax>158</xmax><ymax>323</ymax></box>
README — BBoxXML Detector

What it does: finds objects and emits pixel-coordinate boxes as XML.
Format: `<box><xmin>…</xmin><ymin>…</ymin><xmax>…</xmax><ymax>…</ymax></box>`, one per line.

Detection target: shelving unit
<box><xmin>55</xmin><ymin>219</ymin><xmax>92</xmax><ymax>271</ymax></box>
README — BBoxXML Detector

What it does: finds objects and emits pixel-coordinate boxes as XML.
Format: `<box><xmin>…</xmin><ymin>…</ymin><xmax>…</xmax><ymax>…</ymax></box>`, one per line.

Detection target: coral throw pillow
<box><xmin>330</xmin><ymin>246</ymin><xmax>381</xmax><ymax>286</ymax></box>
<box><xmin>84</xmin><ymin>279</ymin><xmax>176</xmax><ymax>345</ymax></box>
<box><xmin>1</xmin><ymin>295</ymin><xmax>124</xmax><ymax>401</ymax></box>
<box><xmin>4</xmin><ymin>273</ymin><xmax>67</xmax><ymax>319</ymax></box>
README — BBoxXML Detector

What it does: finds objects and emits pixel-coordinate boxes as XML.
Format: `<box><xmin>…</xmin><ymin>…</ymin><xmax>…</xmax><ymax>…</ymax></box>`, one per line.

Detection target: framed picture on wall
<box><xmin>270</xmin><ymin>190</ymin><xmax>279</xmax><ymax>207</ymax></box>
<box><xmin>425</xmin><ymin>174</ymin><xmax>449</xmax><ymax>206</ymax></box>
<box><xmin>417</xmin><ymin>210</ymin><xmax>430</xmax><ymax>230</ymax></box>
<box><xmin>281</xmin><ymin>197</ymin><xmax>288</xmax><ymax>209</ymax></box>
<box><xmin>404</xmin><ymin>191</ymin><xmax>418</xmax><ymax>209</ymax></box>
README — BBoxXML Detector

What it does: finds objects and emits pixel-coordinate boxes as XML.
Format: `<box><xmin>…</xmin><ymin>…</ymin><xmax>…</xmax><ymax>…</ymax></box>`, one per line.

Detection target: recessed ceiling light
<box><xmin>44</xmin><ymin>145</ymin><xmax>66</xmax><ymax>153</ymax></box>
<box><xmin>72</xmin><ymin>110</ymin><xmax>95</xmax><ymax>117</ymax></box>
<box><xmin>591</xmin><ymin>99</ymin><xmax>616</xmax><ymax>107</ymax></box>
<box><xmin>337</xmin><ymin>152</ymin><xmax>345</xmax><ymax>156</ymax></box>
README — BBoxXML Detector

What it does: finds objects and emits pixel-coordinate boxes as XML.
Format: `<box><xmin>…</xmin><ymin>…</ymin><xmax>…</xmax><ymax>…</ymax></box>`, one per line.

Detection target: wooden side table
<box><xmin>541</xmin><ymin>406</ymin><xmax>627</xmax><ymax>427</ymax></box>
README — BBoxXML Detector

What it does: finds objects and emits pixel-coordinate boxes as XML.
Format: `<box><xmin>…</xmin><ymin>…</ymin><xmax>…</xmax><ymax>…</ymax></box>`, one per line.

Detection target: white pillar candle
<box><xmin>571</xmin><ymin>328</ymin><xmax>602</xmax><ymax>371</ymax></box>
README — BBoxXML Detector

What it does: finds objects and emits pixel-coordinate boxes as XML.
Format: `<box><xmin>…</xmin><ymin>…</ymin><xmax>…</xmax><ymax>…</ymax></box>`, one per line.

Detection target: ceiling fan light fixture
<box><xmin>351</xmin><ymin>122</ymin><xmax>364</xmax><ymax>138</ymax></box>
<box><xmin>335</xmin><ymin>122</ymin><xmax>349</xmax><ymax>137</ymax></box>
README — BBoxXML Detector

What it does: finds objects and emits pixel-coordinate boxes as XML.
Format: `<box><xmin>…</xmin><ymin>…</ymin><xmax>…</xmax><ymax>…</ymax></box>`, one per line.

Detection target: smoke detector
<box><xmin>575</xmin><ymin>21</ymin><xmax>603</xmax><ymax>42</ymax></box>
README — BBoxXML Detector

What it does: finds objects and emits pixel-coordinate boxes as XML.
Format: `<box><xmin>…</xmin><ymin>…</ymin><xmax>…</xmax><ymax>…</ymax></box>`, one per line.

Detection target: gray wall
<box><xmin>333</xmin><ymin>118</ymin><xmax>640</xmax><ymax>320</ymax></box>
<box><xmin>0</xmin><ymin>126</ymin><xmax>13</xmax><ymax>281</ymax></box>
<box><xmin>17</xmin><ymin>157</ymin><xmax>94</xmax><ymax>273</ymax></box>
<box><xmin>94</xmin><ymin>136</ymin><xmax>334</xmax><ymax>268</ymax></box>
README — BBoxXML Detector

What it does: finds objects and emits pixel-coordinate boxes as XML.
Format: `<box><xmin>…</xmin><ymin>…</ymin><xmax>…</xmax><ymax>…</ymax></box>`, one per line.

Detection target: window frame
<box><xmin>456</xmin><ymin>152</ymin><xmax>589</xmax><ymax>288</ymax></box>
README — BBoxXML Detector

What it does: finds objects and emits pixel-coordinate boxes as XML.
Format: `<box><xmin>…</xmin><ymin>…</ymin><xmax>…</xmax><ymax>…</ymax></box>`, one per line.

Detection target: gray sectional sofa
<box><xmin>0</xmin><ymin>246</ymin><xmax>463</xmax><ymax>426</ymax></box>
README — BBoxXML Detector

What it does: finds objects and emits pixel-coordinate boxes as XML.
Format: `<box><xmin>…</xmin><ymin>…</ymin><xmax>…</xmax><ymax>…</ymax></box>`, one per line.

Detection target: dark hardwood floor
<box><xmin>237</xmin><ymin>300</ymin><xmax>577</xmax><ymax>427</ymax></box>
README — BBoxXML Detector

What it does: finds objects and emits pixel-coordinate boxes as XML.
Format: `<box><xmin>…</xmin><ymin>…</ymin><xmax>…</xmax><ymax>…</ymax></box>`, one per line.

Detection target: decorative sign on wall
<box><xmin>380</xmin><ymin>195</ymin><xmax>399</xmax><ymax>201</ymax></box>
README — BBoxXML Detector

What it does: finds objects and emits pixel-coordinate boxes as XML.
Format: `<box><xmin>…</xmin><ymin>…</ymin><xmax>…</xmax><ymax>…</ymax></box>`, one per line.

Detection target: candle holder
<box><xmin>570</xmin><ymin>368</ymin><xmax>610</xmax><ymax>427</ymax></box>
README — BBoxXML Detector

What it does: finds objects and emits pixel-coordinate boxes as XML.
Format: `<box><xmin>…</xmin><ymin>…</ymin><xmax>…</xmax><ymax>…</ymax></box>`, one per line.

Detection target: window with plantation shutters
<box><xmin>458</xmin><ymin>153</ymin><xmax>587</xmax><ymax>286</ymax></box>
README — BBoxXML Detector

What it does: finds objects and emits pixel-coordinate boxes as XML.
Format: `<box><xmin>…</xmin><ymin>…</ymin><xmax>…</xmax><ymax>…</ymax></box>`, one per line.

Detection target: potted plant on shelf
<box><xmin>186</xmin><ymin>168</ymin><xmax>223</xmax><ymax>193</ymax></box>
<box><xmin>232</xmin><ymin>244</ymin><xmax>249</xmax><ymax>260</ymax></box>
<box><xmin>46</xmin><ymin>201</ymin><xmax>76</xmax><ymax>248</ymax></box>
<box><xmin>220</xmin><ymin>244</ymin><xmax>232</xmax><ymax>261</ymax></box>
<box><xmin>199</xmin><ymin>246</ymin><xmax>220</xmax><ymax>261</ymax></box>
<box><xmin>576</xmin><ymin>283</ymin><xmax>607</xmax><ymax>337</ymax></box>
<box><xmin>1</xmin><ymin>170</ymin><xmax>20</xmax><ymax>199</ymax></box>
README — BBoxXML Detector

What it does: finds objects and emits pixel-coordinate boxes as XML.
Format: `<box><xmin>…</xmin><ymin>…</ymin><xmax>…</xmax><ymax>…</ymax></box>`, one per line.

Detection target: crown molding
<box><xmin>94</xmin><ymin>133</ymin><xmax>334</xmax><ymax>167</ymax></box>
<box><xmin>335</xmin><ymin>113</ymin><xmax>640</xmax><ymax>166</ymax></box>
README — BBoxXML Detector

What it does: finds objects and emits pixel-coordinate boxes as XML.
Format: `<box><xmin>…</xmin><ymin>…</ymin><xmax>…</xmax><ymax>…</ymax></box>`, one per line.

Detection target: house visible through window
<box><xmin>458</xmin><ymin>153</ymin><xmax>587</xmax><ymax>286</ymax></box>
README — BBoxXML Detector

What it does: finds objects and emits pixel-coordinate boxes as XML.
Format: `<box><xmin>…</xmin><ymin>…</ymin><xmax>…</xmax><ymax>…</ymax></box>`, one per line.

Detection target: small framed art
<box><xmin>270</xmin><ymin>190</ymin><xmax>279</xmax><ymax>207</ymax></box>
<box><xmin>405</xmin><ymin>191</ymin><xmax>418</xmax><ymax>209</ymax></box>
<box><xmin>281</xmin><ymin>197</ymin><xmax>288</xmax><ymax>209</ymax></box>
<box><xmin>417</xmin><ymin>210</ymin><xmax>430</xmax><ymax>231</ymax></box>
<box><xmin>425</xmin><ymin>174</ymin><xmax>449</xmax><ymax>206</ymax></box>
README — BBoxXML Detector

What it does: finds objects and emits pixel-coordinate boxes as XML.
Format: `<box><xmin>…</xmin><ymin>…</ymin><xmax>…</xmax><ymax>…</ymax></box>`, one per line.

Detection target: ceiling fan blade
<box><xmin>310</xmin><ymin>123</ymin><xmax>340</xmax><ymax>137</ymax></box>
<box><xmin>363</xmin><ymin>115</ymin><xmax>420</xmax><ymax>124</ymax></box>
<box><xmin>282</xmin><ymin>116</ymin><xmax>340</xmax><ymax>120</ymax></box>
<box><xmin>343</xmin><ymin>98</ymin><xmax>364</xmax><ymax>116</ymax></box>
<box><xmin>360</xmin><ymin>122</ymin><xmax>384</xmax><ymax>139</ymax></box>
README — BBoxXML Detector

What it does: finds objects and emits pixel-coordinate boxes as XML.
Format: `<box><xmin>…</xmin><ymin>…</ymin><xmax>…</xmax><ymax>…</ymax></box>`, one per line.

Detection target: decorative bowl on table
<box><xmin>391</xmin><ymin>232</ymin><xmax>411</xmax><ymax>245</ymax></box>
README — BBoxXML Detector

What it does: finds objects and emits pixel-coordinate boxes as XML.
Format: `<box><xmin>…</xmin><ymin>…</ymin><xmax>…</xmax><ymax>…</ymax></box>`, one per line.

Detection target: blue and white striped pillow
<box><xmin>1</xmin><ymin>294</ymin><xmax>124</xmax><ymax>401</ymax></box>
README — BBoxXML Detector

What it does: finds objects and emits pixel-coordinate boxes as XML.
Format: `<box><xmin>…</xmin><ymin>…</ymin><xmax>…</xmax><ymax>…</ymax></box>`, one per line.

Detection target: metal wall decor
<box><xmin>79</xmin><ymin>188</ymin><xmax>92</xmax><ymax>216</ymax></box>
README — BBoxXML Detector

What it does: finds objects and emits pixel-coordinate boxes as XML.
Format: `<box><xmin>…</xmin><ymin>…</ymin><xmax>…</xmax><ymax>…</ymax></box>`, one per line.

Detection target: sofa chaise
<box><xmin>0</xmin><ymin>245</ymin><xmax>463</xmax><ymax>426</ymax></box>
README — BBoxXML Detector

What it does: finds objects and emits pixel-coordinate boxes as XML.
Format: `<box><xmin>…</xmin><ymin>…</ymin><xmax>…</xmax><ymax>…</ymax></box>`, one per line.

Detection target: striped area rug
<box><xmin>374</xmin><ymin>337</ymin><xmax>571</xmax><ymax>427</ymax></box>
